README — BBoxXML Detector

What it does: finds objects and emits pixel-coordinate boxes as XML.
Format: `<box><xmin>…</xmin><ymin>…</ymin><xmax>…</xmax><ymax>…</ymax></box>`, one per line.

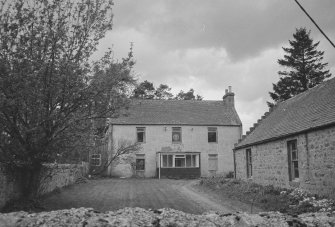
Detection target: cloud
<box><xmin>97</xmin><ymin>0</ymin><xmax>335</xmax><ymax>133</ymax></box>
<box><xmin>113</xmin><ymin>0</ymin><xmax>335</xmax><ymax>61</ymax></box>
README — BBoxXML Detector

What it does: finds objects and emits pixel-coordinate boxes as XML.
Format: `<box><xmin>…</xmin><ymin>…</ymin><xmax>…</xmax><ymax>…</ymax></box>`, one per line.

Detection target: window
<box><xmin>208</xmin><ymin>127</ymin><xmax>217</xmax><ymax>143</ymax></box>
<box><xmin>161</xmin><ymin>154</ymin><xmax>199</xmax><ymax>168</ymax></box>
<box><xmin>136</xmin><ymin>154</ymin><xmax>145</xmax><ymax>171</ymax></box>
<box><xmin>208</xmin><ymin>154</ymin><xmax>218</xmax><ymax>171</ymax></box>
<box><xmin>91</xmin><ymin>154</ymin><xmax>101</xmax><ymax>166</ymax></box>
<box><xmin>175</xmin><ymin>155</ymin><xmax>185</xmax><ymax>167</ymax></box>
<box><xmin>172</xmin><ymin>127</ymin><xmax>182</xmax><ymax>143</ymax></box>
<box><xmin>162</xmin><ymin>154</ymin><xmax>173</xmax><ymax>167</ymax></box>
<box><xmin>186</xmin><ymin>154</ymin><xmax>198</xmax><ymax>167</ymax></box>
<box><xmin>136</xmin><ymin>127</ymin><xmax>146</xmax><ymax>143</ymax></box>
<box><xmin>287</xmin><ymin>140</ymin><xmax>299</xmax><ymax>181</ymax></box>
<box><xmin>246</xmin><ymin>148</ymin><xmax>252</xmax><ymax>178</ymax></box>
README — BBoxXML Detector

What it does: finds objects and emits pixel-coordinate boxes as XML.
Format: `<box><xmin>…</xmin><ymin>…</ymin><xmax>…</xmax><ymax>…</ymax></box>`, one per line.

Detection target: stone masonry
<box><xmin>0</xmin><ymin>163</ymin><xmax>88</xmax><ymax>209</ymax></box>
<box><xmin>235</xmin><ymin>125</ymin><xmax>335</xmax><ymax>199</ymax></box>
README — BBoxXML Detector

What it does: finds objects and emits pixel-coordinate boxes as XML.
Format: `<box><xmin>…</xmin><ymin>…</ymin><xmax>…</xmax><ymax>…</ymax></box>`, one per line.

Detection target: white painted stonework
<box><xmin>108</xmin><ymin>125</ymin><xmax>241</xmax><ymax>178</ymax></box>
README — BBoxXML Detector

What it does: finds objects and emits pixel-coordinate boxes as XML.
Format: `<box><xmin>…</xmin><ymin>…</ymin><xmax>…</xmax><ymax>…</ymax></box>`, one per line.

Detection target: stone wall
<box><xmin>235</xmin><ymin>125</ymin><xmax>335</xmax><ymax>199</ymax></box>
<box><xmin>38</xmin><ymin>163</ymin><xmax>89</xmax><ymax>195</ymax></box>
<box><xmin>0</xmin><ymin>166</ymin><xmax>22</xmax><ymax>211</ymax></box>
<box><xmin>0</xmin><ymin>162</ymin><xmax>89</xmax><ymax>209</ymax></box>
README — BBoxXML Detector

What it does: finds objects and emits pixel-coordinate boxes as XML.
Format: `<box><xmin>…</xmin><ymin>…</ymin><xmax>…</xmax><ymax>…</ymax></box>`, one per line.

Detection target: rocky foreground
<box><xmin>0</xmin><ymin>207</ymin><xmax>335</xmax><ymax>227</ymax></box>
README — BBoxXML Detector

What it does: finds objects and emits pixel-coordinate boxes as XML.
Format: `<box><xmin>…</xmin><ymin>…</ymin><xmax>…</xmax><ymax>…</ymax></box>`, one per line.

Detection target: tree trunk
<box><xmin>19</xmin><ymin>165</ymin><xmax>43</xmax><ymax>200</ymax></box>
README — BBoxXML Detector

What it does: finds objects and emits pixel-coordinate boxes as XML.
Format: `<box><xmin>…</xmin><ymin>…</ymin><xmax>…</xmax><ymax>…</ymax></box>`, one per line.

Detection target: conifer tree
<box><xmin>269</xmin><ymin>28</ymin><xmax>331</xmax><ymax>105</ymax></box>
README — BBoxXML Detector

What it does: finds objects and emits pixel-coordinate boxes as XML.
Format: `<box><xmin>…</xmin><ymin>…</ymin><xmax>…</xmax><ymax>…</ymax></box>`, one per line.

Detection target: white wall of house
<box><xmin>108</xmin><ymin>125</ymin><xmax>241</xmax><ymax>178</ymax></box>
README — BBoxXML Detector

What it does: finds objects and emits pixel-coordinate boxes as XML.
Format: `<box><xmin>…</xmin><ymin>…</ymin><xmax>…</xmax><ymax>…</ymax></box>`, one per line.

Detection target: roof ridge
<box><xmin>276</xmin><ymin>77</ymin><xmax>335</xmax><ymax>106</ymax></box>
<box><xmin>131</xmin><ymin>99</ymin><xmax>223</xmax><ymax>102</ymax></box>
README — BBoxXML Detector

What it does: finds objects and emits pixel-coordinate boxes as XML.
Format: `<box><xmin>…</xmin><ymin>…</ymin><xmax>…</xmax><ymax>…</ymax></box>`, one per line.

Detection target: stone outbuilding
<box><xmin>234</xmin><ymin>78</ymin><xmax>335</xmax><ymax>199</ymax></box>
<box><xmin>97</xmin><ymin>87</ymin><xmax>242</xmax><ymax>178</ymax></box>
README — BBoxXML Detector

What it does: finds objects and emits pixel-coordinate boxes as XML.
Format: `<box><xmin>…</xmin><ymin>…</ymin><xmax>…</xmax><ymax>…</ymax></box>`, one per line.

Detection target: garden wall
<box><xmin>0</xmin><ymin>162</ymin><xmax>89</xmax><ymax>209</ymax></box>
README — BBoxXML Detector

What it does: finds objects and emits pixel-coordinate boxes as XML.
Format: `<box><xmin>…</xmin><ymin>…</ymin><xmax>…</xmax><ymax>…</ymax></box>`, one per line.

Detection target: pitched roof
<box><xmin>109</xmin><ymin>99</ymin><xmax>241</xmax><ymax>126</ymax></box>
<box><xmin>235</xmin><ymin>77</ymin><xmax>335</xmax><ymax>149</ymax></box>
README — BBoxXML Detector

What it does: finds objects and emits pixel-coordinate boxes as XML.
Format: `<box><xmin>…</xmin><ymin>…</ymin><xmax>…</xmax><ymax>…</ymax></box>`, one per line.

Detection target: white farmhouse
<box><xmin>105</xmin><ymin>88</ymin><xmax>241</xmax><ymax>178</ymax></box>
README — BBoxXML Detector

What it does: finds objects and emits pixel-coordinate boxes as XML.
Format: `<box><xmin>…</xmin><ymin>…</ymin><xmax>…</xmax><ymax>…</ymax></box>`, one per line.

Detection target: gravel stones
<box><xmin>0</xmin><ymin>207</ymin><xmax>334</xmax><ymax>226</ymax></box>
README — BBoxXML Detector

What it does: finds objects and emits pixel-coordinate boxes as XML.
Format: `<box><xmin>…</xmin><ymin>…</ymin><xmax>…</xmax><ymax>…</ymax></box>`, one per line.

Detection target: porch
<box><xmin>156</xmin><ymin>152</ymin><xmax>201</xmax><ymax>179</ymax></box>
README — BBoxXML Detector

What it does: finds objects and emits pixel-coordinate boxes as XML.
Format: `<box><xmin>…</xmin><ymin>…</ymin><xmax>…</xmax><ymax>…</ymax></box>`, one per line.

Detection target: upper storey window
<box><xmin>136</xmin><ymin>127</ymin><xmax>146</xmax><ymax>143</ymax></box>
<box><xmin>208</xmin><ymin>127</ymin><xmax>217</xmax><ymax>143</ymax></box>
<box><xmin>172</xmin><ymin>127</ymin><xmax>182</xmax><ymax>143</ymax></box>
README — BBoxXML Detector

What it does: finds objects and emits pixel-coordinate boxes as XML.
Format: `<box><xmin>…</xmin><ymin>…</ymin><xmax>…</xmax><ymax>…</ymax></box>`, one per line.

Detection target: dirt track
<box><xmin>42</xmin><ymin>178</ymin><xmax>262</xmax><ymax>214</ymax></box>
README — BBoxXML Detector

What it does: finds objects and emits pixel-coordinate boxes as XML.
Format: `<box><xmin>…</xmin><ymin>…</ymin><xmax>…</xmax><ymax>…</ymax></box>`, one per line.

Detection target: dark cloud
<box><xmin>105</xmin><ymin>0</ymin><xmax>335</xmax><ymax>132</ymax></box>
<box><xmin>113</xmin><ymin>0</ymin><xmax>335</xmax><ymax>60</ymax></box>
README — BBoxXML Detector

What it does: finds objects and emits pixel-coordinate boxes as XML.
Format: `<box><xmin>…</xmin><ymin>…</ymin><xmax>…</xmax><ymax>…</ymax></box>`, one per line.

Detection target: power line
<box><xmin>293</xmin><ymin>0</ymin><xmax>335</xmax><ymax>49</ymax></box>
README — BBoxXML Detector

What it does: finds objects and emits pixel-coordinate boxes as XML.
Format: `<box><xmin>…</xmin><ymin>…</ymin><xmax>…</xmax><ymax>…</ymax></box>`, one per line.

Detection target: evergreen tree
<box><xmin>269</xmin><ymin>28</ymin><xmax>331</xmax><ymax>105</ymax></box>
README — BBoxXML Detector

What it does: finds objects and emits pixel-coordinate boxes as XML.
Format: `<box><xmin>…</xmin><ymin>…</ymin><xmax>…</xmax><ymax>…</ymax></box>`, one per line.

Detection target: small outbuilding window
<box><xmin>136</xmin><ymin>127</ymin><xmax>146</xmax><ymax>143</ymax></box>
<box><xmin>172</xmin><ymin>127</ymin><xmax>182</xmax><ymax>143</ymax></box>
<box><xmin>287</xmin><ymin>140</ymin><xmax>299</xmax><ymax>181</ymax></box>
<box><xmin>91</xmin><ymin>154</ymin><xmax>101</xmax><ymax>166</ymax></box>
<box><xmin>208</xmin><ymin>127</ymin><xmax>218</xmax><ymax>143</ymax></box>
<box><xmin>246</xmin><ymin>148</ymin><xmax>252</xmax><ymax>178</ymax></box>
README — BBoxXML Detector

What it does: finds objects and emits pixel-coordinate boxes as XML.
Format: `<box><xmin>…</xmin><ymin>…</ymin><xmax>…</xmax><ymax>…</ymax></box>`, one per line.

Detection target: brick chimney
<box><xmin>222</xmin><ymin>86</ymin><xmax>235</xmax><ymax>107</ymax></box>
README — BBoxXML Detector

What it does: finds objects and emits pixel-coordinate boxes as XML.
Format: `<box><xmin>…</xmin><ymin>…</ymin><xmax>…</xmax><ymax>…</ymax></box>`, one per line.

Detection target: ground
<box><xmin>41</xmin><ymin>178</ymin><xmax>262</xmax><ymax>214</ymax></box>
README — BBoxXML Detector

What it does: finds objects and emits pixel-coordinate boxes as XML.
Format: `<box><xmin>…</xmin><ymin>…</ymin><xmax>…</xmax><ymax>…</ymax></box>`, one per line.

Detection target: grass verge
<box><xmin>198</xmin><ymin>176</ymin><xmax>335</xmax><ymax>215</ymax></box>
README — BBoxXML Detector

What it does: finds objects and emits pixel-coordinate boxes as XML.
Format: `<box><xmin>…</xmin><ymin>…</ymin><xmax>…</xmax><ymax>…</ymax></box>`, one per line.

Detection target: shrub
<box><xmin>225</xmin><ymin>171</ymin><xmax>234</xmax><ymax>178</ymax></box>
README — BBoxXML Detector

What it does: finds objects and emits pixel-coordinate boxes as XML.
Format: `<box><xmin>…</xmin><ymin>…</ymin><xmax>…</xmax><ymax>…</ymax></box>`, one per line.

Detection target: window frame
<box><xmin>135</xmin><ymin>154</ymin><xmax>145</xmax><ymax>171</ymax></box>
<box><xmin>161</xmin><ymin>154</ymin><xmax>199</xmax><ymax>168</ymax></box>
<box><xmin>208</xmin><ymin>127</ymin><xmax>218</xmax><ymax>143</ymax></box>
<box><xmin>246</xmin><ymin>148</ymin><xmax>252</xmax><ymax>178</ymax></box>
<box><xmin>162</xmin><ymin>154</ymin><xmax>174</xmax><ymax>168</ymax></box>
<box><xmin>172</xmin><ymin>127</ymin><xmax>182</xmax><ymax>143</ymax></box>
<box><xmin>287</xmin><ymin>139</ymin><xmax>299</xmax><ymax>181</ymax></box>
<box><xmin>91</xmin><ymin>154</ymin><xmax>101</xmax><ymax>166</ymax></box>
<box><xmin>136</xmin><ymin>127</ymin><xmax>146</xmax><ymax>143</ymax></box>
<box><xmin>208</xmin><ymin>154</ymin><xmax>218</xmax><ymax>171</ymax></box>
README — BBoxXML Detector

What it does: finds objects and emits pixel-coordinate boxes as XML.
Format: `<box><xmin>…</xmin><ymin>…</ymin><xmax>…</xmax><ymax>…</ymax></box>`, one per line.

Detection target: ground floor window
<box><xmin>136</xmin><ymin>154</ymin><xmax>145</xmax><ymax>171</ymax></box>
<box><xmin>162</xmin><ymin>154</ymin><xmax>173</xmax><ymax>167</ymax></box>
<box><xmin>161</xmin><ymin>153</ymin><xmax>199</xmax><ymax>168</ymax></box>
<box><xmin>208</xmin><ymin>154</ymin><xmax>218</xmax><ymax>171</ymax></box>
<box><xmin>287</xmin><ymin>140</ymin><xmax>299</xmax><ymax>181</ymax></box>
<box><xmin>91</xmin><ymin>154</ymin><xmax>101</xmax><ymax>166</ymax></box>
<box><xmin>246</xmin><ymin>148</ymin><xmax>252</xmax><ymax>178</ymax></box>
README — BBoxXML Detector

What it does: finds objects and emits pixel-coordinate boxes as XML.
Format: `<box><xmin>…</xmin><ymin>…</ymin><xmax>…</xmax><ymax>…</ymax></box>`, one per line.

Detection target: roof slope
<box><xmin>236</xmin><ymin>77</ymin><xmax>335</xmax><ymax>149</ymax></box>
<box><xmin>109</xmin><ymin>99</ymin><xmax>241</xmax><ymax>126</ymax></box>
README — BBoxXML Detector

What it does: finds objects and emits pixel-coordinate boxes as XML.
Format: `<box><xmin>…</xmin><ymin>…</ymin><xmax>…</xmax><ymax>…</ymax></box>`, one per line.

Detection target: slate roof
<box><xmin>235</xmin><ymin>77</ymin><xmax>335</xmax><ymax>149</ymax></box>
<box><xmin>109</xmin><ymin>99</ymin><xmax>241</xmax><ymax>126</ymax></box>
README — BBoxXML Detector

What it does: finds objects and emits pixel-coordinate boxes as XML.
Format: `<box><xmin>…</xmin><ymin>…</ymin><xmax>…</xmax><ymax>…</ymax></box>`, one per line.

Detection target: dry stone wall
<box><xmin>235</xmin><ymin>125</ymin><xmax>335</xmax><ymax>199</ymax></box>
<box><xmin>0</xmin><ymin>163</ymin><xmax>88</xmax><ymax>209</ymax></box>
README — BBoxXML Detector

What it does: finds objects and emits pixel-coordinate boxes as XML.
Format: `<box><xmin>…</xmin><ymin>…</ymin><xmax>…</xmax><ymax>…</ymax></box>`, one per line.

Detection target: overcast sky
<box><xmin>94</xmin><ymin>0</ymin><xmax>335</xmax><ymax>133</ymax></box>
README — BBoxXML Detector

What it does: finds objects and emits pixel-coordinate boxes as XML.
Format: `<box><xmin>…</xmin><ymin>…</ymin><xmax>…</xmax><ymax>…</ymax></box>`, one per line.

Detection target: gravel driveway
<box><xmin>42</xmin><ymin>178</ymin><xmax>260</xmax><ymax>214</ymax></box>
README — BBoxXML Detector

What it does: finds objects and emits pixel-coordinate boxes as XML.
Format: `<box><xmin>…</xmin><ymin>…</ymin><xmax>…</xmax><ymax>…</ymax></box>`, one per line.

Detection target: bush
<box><xmin>225</xmin><ymin>171</ymin><xmax>234</xmax><ymax>178</ymax></box>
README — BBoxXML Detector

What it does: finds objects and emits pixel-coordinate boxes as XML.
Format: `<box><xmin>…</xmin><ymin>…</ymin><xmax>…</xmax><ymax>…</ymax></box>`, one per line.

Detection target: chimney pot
<box><xmin>228</xmin><ymin>86</ymin><xmax>232</xmax><ymax>93</ymax></box>
<box><xmin>225</xmin><ymin>89</ymin><xmax>228</xmax><ymax>94</ymax></box>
